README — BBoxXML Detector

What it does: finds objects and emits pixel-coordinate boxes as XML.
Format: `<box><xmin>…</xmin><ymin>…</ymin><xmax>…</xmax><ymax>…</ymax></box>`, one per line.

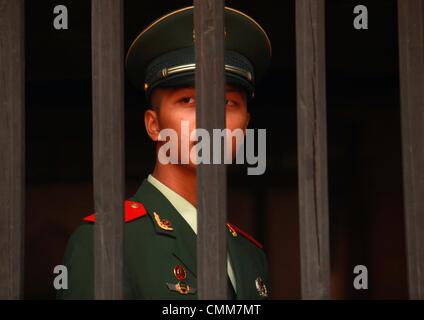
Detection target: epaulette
<box><xmin>83</xmin><ymin>200</ymin><xmax>147</xmax><ymax>223</ymax></box>
<box><xmin>227</xmin><ymin>222</ymin><xmax>263</xmax><ymax>249</ymax></box>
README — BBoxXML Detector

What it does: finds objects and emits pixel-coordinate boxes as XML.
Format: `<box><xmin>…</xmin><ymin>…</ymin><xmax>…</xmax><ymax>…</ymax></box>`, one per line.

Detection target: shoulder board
<box><xmin>227</xmin><ymin>222</ymin><xmax>263</xmax><ymax>249</ymax></box>
<box><xmin>83</xmin><ymin>200</ymin><xmax>147</xmax><ymax>223</ymax></box>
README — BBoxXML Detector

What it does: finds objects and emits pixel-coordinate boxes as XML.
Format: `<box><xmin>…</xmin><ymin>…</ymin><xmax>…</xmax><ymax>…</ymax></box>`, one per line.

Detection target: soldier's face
<box><xmin>144</xmin><ymin>85</ymin><xmax>250</xmax><ymax>169</ymax></box>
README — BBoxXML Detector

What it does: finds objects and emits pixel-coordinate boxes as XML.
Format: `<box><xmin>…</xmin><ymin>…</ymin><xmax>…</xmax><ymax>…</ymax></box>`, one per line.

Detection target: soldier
<box><xmin>58</xmin><ymin>6</ymin><xmax>271</xmax><ymax>300</ymax></box>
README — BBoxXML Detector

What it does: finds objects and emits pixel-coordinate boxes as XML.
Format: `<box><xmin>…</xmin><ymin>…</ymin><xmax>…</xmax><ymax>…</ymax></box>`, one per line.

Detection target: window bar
<box><xmin>0</xmin><ymin>0</ymin><xmax>25</xmax><ymax>300</ymax></box>
<box><xmin>91</xmin><ymin>0</ymin><xmax>125</xmax><ymax>300</ymax></box>
<box><xmin>194</xmin><ymin>0</ymin><xmax>228</xmax><ymax>299</ymax></box>
<box><xmin>398</xmin><ymin>0</ymin><xmax>424</xmax><ymax>300</ymax></box>
<box><xmin>295</xmin><ymin>0</ymin><xmax>331</xmax><ymax>299</ymax></box>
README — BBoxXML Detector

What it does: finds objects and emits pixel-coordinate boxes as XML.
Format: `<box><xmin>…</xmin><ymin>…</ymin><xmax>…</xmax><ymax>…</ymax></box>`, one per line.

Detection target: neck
<box><xmin>151</xmin><ymin>162</ymin><xmax>197</xmax><ymax>207</ymax></box>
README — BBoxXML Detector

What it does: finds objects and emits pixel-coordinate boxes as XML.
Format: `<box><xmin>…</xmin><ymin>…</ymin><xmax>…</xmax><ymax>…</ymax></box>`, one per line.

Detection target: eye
<box><xmin>225</xmin><ymin>99</ymin><xmax>237</xmax><ymax>106</ymax></box>
<box><xmin>179</xmin><ymin>97</ymin><xmax>195</xmax><ymax>104</ymax></box>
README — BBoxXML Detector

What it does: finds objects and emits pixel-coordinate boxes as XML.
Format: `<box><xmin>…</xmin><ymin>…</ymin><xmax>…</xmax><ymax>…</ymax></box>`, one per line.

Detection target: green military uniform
<box><xmin>58</xmin><ymin>6</ymin><xmax>272</xmax><ymax>300</ymax></box>
<box><xmin>58</xmin><ymin>178</ymin><xmax>270</xmax><ymax>299</ymax></box>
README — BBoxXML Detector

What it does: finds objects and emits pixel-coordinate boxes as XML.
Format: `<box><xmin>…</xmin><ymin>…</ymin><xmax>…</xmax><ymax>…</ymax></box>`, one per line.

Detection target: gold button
<box><xmin>130</xmin><ymin>203</ymin><xmax>139</xmax><ymax>209</ymax></box>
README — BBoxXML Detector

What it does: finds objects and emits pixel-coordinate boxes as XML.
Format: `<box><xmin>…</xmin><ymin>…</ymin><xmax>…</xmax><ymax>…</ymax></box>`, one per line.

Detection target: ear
<box><xmin>144</xmin><ymin>109</ymin><xmax>160</xmax><ymax>141</ymax></box>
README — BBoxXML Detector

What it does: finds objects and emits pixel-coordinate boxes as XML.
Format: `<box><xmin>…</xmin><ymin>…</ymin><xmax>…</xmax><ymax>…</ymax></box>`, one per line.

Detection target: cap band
<box><xmin>147</xmin><ymin>63</ymin><xmax>253</xmax><ymax>89</ymax></box>
<box><xmin>144</xmin><ymin>47</ymin><xmax>255</xmax><ymax>99</ymax></box>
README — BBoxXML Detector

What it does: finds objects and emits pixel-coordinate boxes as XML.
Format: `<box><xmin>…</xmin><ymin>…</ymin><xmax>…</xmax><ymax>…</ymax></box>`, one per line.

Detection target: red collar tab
<box><xmin>227</xmin><ymin>222</ymin><xmax>263</xmax><ymax>249</ymax></box>
<box><xmin>83</xmin><ymin>200</ymin><xmax>147</xmax><ymax>223</ymax></box>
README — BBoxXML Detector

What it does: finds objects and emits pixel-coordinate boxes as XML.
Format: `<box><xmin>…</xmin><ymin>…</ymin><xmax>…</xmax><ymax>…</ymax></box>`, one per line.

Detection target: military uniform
<box><xmin>58</xmin><ymin>6</ymin><xmax>271</xmax><ymax>300</ymax></box>
<box><xmin>58</xmin><ymin>178</ymin><xmax>270</xmax><ymax>299</ymax></box>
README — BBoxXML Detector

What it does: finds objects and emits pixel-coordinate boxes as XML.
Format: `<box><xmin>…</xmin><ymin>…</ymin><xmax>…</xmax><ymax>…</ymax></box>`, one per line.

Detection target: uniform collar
<box><xmin>133</xmin><ymin>177</ymin><xmax>239</xmax><ymax>296</ymax></box>
<box><xmin>147</xmin><ymin>174</ymin><xmax>198</xmax><ymax>234</ymax></box>
<box><xmin>132</xmin><ymin>179</ymin><xmax>197</xmax><ymax>276</ymax></box>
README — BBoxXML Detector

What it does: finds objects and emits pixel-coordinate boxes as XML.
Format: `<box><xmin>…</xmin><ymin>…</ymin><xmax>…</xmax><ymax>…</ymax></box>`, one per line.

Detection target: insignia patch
<box><xmin>168</xmin><ymin>265</ymin><xmax>195</xmax><ymax>295</ymax></box>
<box><xmin>255</xmin><ymin>277</ymin><xmax>268</xmax><ymax>298</ymax></box>
<box><xmin>83</xmin><ymin>200</ymin><xmax>147</xmax><ymax>223</ymax></box>
<box><xmin>153</xmin><ymin>212</ymin><xmax>174</xmax><ymax>231</ymax></box>
<box><xmin>166</xmin><ymin>282</ymin><xmax>196</xmax><ymax>295</ymax></box>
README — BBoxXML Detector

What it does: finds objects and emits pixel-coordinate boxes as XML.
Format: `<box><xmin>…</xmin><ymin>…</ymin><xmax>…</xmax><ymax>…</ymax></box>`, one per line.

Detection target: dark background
<box><xmin>25</xmin><ymin>0</ymin><xmax>406</xmax><ymax>299</ymax></box>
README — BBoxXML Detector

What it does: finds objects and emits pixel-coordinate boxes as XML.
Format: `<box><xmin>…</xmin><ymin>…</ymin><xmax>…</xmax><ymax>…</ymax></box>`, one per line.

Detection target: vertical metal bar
<box><xmin>295</xmin><ymin>0</ymin><xmax>330</xmax><ymax>299</ymax></box>
<box><xmin>398</xmin><ymin>0</ymin><xmax>424</xmax><ymax>300</ymax></box>
<box><xmin>194</xmin><ymin>0</ymin><xmax>227</xmax><ymax>299</ymax></box>
<box><xmin>91</xmin><ymin>0</ymin><xmax>125</xmax><ymax>300</ymax></box>
<box><xmin>0</xmin><ymin>0</ymin><xmax>25</xmax><ymax>300</ymax></box>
